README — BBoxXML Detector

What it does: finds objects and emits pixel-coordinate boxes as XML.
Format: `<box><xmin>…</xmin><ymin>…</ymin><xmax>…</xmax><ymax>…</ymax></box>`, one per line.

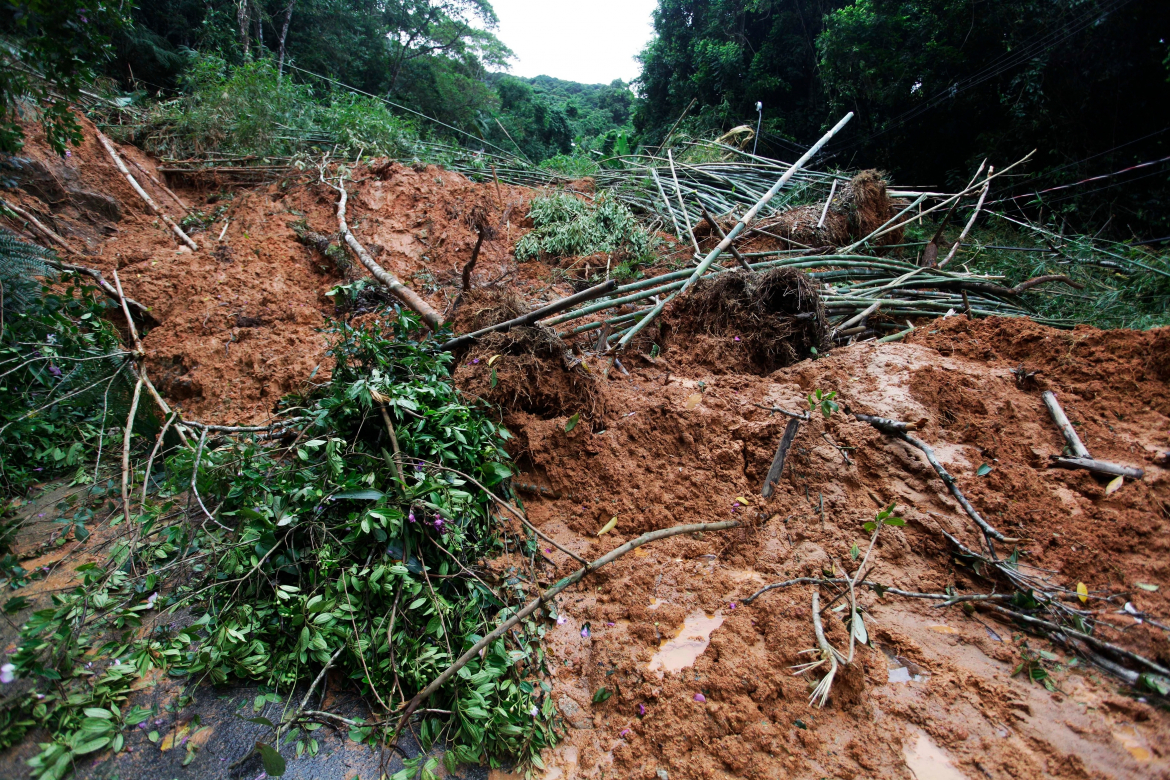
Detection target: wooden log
<box><xmin>762</xmin><ymin>418</ymin><xmax>802</xmax><ymax>498</ymax></box>
<box><xmin>1048</xmin><ymin>457</ymin><xmax>1144</xmax><ymax>480</ymax></box>
<box><xmin>95</xmin><ymin>131</ymin><xmax>199</xmax><ymax>251</ymax></box>
<box><xmin>439</xmin><ymin>279</ymin><xmax>617</xmax><ymax>352</ymax></box>
<box><xmin>1041</xmin><ymin>391</ymin><xmax>1091</xmax><ymax>458</ymax></box>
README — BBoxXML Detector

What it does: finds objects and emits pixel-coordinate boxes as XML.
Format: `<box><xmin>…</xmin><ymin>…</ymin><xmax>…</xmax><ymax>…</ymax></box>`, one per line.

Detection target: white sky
<box><xmin>488</xmin><ymin>0</ymin><xmax>658</xmax><ymax>85</ymax></box>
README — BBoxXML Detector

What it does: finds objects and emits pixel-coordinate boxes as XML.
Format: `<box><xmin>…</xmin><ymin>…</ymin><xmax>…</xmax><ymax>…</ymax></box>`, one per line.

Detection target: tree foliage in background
<box><xmin>635</xmin><ymin>0</ymin><xmax>1170</xmax><ymax>237</ymax></box>
<box><xmin>0</xmin><ymin>0</ymin><xmax>126</xmax><ymax>154</ymax></box>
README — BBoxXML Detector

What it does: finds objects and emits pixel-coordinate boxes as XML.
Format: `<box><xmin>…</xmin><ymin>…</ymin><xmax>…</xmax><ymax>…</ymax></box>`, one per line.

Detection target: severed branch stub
<box><xmin>762</xmin><ymin>418</ymin><xmax>802</xmax><ymax>499</ymax></box>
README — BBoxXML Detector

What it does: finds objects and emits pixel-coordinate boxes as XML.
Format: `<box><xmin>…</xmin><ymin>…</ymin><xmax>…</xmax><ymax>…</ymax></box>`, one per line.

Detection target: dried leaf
<box><xmin>1104</xmin><ymin>475</ymin><xmax>1123</xmax><ymax>495</ymax></box>
<box><xmin>1135</xmin><ymin>583</ymin><xmax>1159</xmax><ymax>592</ymax></box>
<box><xmin>1076</xmin><ymin>582</ymin><xmax>1088</xmax><ymax>604</ymax></box>
<box><xmin>684</xmin><ymin>393</ymin><xmax>703</xmax><ymax>410</ymax></box>
<box><xmin>487</xmin><ymin>354</ymin><xmax>501</xmax><ymax>366</ymax></box>
<box><xmin>735</xmin><ymin>496</ymin><xmax>749</xmax><ymax>505</ymax></box>
<box><xmin>597</xmin><ymin>516</ymin><xmax>618</xmax><ymax>536</ymax></box>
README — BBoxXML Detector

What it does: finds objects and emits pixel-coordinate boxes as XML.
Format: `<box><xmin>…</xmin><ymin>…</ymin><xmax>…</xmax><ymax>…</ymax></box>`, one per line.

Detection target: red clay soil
<box><xmin>6</xmin><ymin>119</ymin><xmax>1170</xmax><ymax>780</ymax></box>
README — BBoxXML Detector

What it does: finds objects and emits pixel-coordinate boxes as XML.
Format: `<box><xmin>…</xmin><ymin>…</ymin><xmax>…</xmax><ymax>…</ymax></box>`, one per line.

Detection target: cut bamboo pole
<box><xmin>96</xmin><ymin>131</ymin><xmax>198</xmax><ymax>251</ymax></box>
<box><xmin>650</xmin><ymin>166</ymin><xmax>683</xmax><ymax>241</ymax></box>
<box><xmin>668</xmin><ymin>150</ymin><xmax>701</xmax><ymax>255</ymax></box>
<box><xmin>817</xmin><ymin>179</ymin><xmax>839</xmax><ymax>229</ymax></box>
<box><xmin>615</xmin><ymin>113</ymin><xmax>854</xmax><ymax>350</ymax></box>
<box><xmin>937</xmin><ymin>168</ymin><xmax>992</xmax><ymax>268</ymax></box>
<box><xmin>439</xmin><ymin>279</ymin><xmax>617</xmax><ymax>352</ymax></box>
<box><xmin>1041</xmin><ymin>391</ymin><xmax>1090</xmax><ymax>458</ymax></box>
<box><xmin>0</xmin><ymin>197</ymin><xmax>81</xmax><ymax>255</ymax></box>
<box><xmin>1048</xmin><ymin>457</ymin><xmax>1144</xmax><ymax>479</ymax></box>
<box><xmin>762</xmin><ymin>418</ymin><xmax>803</xmax><ymax>498</ymax></box>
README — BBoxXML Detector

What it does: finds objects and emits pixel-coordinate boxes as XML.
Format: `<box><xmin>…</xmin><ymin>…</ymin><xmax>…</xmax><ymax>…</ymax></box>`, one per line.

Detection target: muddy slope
<box><xmin>2</xmin><ymin>119</ymin><xmax>1168</xmax><ymax>780</ymax></box>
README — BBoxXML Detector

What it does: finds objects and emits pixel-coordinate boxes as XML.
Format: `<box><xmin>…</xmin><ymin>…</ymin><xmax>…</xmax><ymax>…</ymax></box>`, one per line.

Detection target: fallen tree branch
<box><xmin>853</xmin><ymin>411</ymin><xmax>1013</xmax><ymax>546</ymax></box>
<box><xmin>96</xmin><ymin>130</ymin><xmax>198</xmax><ymax>251</ymax></box>
<box><xmin>43</xmin><ymin>258</ymin><xmax>152</xmax><ymax>317</ymax></box>
<box><xmin>439</xmin><ymin>279</ymin><xmax>617</xmax><ymax>352</ymax></box>
<box><xmin>751</xmin><ymin>402</ymin><xmax>811</xmax><ymax>421</ymax></box>
<box><xmin>0</xmin><ymin>197</ymin><xmax>82</xmax><ymax>255</ymax></box>
<box><xmin>324</xmin><ymin>176</ymin><xmax>442</xmax><ymax>330</ymax></box>
<box><xmin>392</xmin><ymin>520</ymin><xmax>739</xmax><ymax>738</ymax></box>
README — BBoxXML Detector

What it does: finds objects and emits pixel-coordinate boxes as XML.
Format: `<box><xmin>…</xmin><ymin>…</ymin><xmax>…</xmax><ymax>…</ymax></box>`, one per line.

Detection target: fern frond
<box><xmin>0</xmin><ymin>226</ymin><xmax>58</xmax><ymax>315</ymax></box>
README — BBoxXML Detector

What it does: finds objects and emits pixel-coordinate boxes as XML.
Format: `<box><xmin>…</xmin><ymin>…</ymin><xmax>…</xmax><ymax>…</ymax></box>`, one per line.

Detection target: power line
<box><xmin>986</xmin><ymin>153</ymin><xmax>1170</xmax><ymax>206</ymax></box>
<box><xmin>282</xmin><ymin>62</ymin><xmax>523</xmax><ymax>162</ymax></box>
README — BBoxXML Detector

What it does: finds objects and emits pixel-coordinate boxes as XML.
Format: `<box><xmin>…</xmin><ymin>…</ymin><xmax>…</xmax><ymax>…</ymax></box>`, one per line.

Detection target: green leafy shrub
<box><xmin>133</xmin><ymin>54</ymin><xmax>421</xmax><ymax>161</ymax></box>
<box><xmin>515</xmin><ymin>191</ymin><xmax>659</xmax><ymax>272</ymax></box>
<box><xmin>1</xmin><ymin>307</ymin><xmax>559</xmax><ymax>778</ymax></box>
<box><xmin>0</xmin><ymin>228</ymin><xmax>129</xmax><ymax>496</ymax></box>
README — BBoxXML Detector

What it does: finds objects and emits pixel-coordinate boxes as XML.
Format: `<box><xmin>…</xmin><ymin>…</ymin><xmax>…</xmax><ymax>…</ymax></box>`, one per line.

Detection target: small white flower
<box><xmin>529</xmin><ymin>705</ymin><xmax>538</xmax><ymax>717</ymax></box>
<box><xmin>145</xmin><ymin>593</ymin><xmax>159</xmax><ymax>610</ymax></box>
<box><xmin>0</xmin><ymin>663</ymin><xmax>16</xmax><ymax>684</ymax></box>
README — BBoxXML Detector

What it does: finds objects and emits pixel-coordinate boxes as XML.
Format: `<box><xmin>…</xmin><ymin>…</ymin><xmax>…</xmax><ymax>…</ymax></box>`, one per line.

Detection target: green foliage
<box><xmin>133</xmin><ymin>54</ymin><xmax>421</xmax><ymax>160</ymax></box>
<box><xmin>0</xmin><ymin>232</ymin><xmax>128</xmax><ymax>496</ymax></box>
<box><xmin>0</xmin><ymin>305</ymin><xmax>559</xmax><ymax>778</ymax></box>
<box><xmin>806</xmin><ymin>389</ymin><xmax>838</xmax><ymax>419</ymax></box>
<box><xmin>515</xmin><ymin>191</ymin><xmax>659</xmax><ymax>273</ymax></box>
<box><xmin>862</xmin><ymin>503</ymin><xmax>904</xmax><ymax>535</ymax></box>
<box><xmin>0</xmin><ymin>0</ymin><xmax>126</xmax><ymax>154</ymax></box>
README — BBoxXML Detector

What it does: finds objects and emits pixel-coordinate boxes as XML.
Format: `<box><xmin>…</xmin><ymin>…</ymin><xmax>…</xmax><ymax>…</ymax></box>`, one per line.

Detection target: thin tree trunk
<box><xmin>277</xmin><ymin>0</ymin><xmax>296</xmax><ymax>80</ymax></box>
<box><xmin>237</xmin><ymin>0</ymin><xmax>251</xmax><ymax>54</ymax></box>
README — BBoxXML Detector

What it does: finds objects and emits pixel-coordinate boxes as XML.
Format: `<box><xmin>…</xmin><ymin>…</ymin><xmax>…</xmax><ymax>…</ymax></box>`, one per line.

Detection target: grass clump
<box><xmin>515</xmin><ymin>190</ymin><xmax>659</xmax><ymax>276</ymax></box>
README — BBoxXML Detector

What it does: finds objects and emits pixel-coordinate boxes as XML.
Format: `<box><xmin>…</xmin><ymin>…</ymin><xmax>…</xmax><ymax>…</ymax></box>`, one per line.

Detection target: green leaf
<box><xmin>481</xmin><ymin>461</ymin><xmax>512</xmax><ymax>487</ymax></box>
<box><xmin>83</xmin><ymin>707</ymin><xmax>113</xmax><ymax>719</ymax></box>
<box><xmin>257</xmin><ymin>742</ymin><xmax>286</xmax><ymax>777</ymax></box>
<box><xmin>147</xmin><ymin>731</ymin><xmax>160</xmax><ymax>743</ymax></box>
<box><xmin>862</xmin><ymin>521</ymin><xmax>876</xmax><ymax>533</ymax></box>
<box><xmin>334</xmin><ymin>489</ymin><xmax>385</xmax><ymax>500</ymax></box>
<box><xmin>564</xmin><ymin>412</ymin><xmax>580</xmax><ymax>433</ymax></box>
<box><xmin>238</xmin><ymin>716</ymin><xmax>275</xmax><ymax>728</ymax></box>
<box><xmin>591</xmin><ymin>687</ymin><xmax>613</xmax><ymax>704</ymax></box>
<box><xmin>71</xmin><ymin>736</ymin><xmax>111</xmax><ymax>755</ymax></box>
<box><xmin>976</xmin><ymin>463</ymin><xmax>992</xmax><ymax>477</ymax></box>
<box><xmin>490</xmin><ymin>367</ymin><xmax>498</xmax><ymax>388</ymax></box>
<box><xmin>849</xmin><ymin>544</ymin><xmax>860</xmax><ymax>560</ymax></box>
<box><xmin>883</xmin><ymin>517</ymin><xmax>905</xmax><ymax>527</ymax></box>
<box><xmin>3</xmin><ymin>596</ymin><xmax>30</xmax><ymax>614</ymax></box>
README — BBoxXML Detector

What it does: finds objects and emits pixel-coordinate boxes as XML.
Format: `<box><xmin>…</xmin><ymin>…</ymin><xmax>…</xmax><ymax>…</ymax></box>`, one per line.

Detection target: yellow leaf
<box><xmin>735</xmin><ymin>496</ymin><xmax>749</xmax><ymax>505</ymax></box>
<box><xmin>1104</xmin><ymin>475</ymin><xmax>1123</xmax><ymax>495</ymax></box>
<box><xmin>597</xmin><ymin>516</ymin><xmax>618</xmax><ymax>536</ymax></box>
<box><xmin>1077</xmin><ymin>582</ymin><xmax>1088</xmax><ymax>604</ymax></box>
<box><xmin>160</xmin><ymin>724</ymin><xmax>190</xmax><ymax>752</ymax></box>
<box><xmin>684</xmin><ymin>393</ymin><xmax>703</xmax><ymax>410</ymax></box>
<box><xmin>487</xmin><ymin>354</ymin><xmax>501</xmax><ymax>366</ymax></box>
<box><xmin>929</xmin><ymin>625</ymin><xmax>959</xmax><ymax>635</ymax></box>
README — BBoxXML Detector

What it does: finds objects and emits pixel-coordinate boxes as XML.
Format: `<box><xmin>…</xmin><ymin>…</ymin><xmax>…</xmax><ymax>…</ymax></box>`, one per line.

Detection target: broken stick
<box><xmin>853</xmin><ymin>411</ymin><xmax>1013</xmax><ymax>545</ymax></box>
<box><xmin>762</xmin><ymin>418</ymin><xmax>802</xmax><ymax>499</ymax></box>
<box><xmin>326</xmin><ymin>177</ymin><xmax>442</xmax><ymax>330</ymax></box>
<box><xmin>1049</xmin><ymin>457</ymin><xmax>1144</xmax><ymax>480</ymax></box>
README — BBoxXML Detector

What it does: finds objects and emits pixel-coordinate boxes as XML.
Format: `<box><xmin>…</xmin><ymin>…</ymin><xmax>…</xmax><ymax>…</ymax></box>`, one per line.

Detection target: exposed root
<box><xmin>666</xmin><ymin>267</ymin><xmax>829</xmax><ymax>373</ymax></box>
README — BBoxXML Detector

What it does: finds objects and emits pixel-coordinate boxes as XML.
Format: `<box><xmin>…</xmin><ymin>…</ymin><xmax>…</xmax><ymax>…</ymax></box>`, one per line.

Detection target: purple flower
<box><xmin>694</xmin><ymin>693</ymin><xmax>706</xmax><ymax>703</ymax></box>
<box><xmin>734</xmin><ymin>336</ymin><xmax>741</xmax><ymax>342</ymax></box>
<box><xmin>472</xmin><ymin>358</ymin><xmax>480</xmax><ymax>364</ymax></box>
<box><xmin>637</xmin><ymin>703</ymin><xmax>646</xmax><ymax>716</ymax></box>
<box><xmin>1</xmin><ymin>663</ymin><xmax>15</xmax><ymax>684</ymax></box>
<box><xmin>606</xmin><ymin>622</ymin><xmax>615</xmax><ymax>626</ymax></box>
<box><xmin>729</xmin><ymin>603</ymin><xmax>736</xmax><ymax>610</ymax></box>
<box><xmin>556</xmin><ymin>615</ymin><xmax>566</xmax><ymax>626</ymax></box>
<box><xmin>581</xmin><ymin>626</ymin><xmax>590</xmax><ymax>639</ymax></box>
<box><xmin>48</xmin><ymin>365</ymin><xmax>62</xmax><ymax>377</ymax></box>
<box><xmin>408</xmin><ymin>511</ymin><xmax>416</xmax><ymax>523</ymax></box>
<box><xmin>620</xmin><ymin>728</ymin><xmax>631</xmax><ymax>737</ymax></box>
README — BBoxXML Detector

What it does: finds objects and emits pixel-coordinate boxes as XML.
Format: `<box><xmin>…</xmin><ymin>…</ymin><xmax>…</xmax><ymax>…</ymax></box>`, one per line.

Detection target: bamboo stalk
<box><xmin>668</xmin><ymin>150</ymin><xmax>701</xmax><ymax>255</ymax></box>
<box><xmin>1041</xmin><ymin>391</ymin><xmax>1091</xmax><ymax>459</ymax></box>
<box><xmin>616</xmin><ymin>113</ymin><xmax>854</xmax><ymax>350</ymax></box>
<box><xmin>96</xmin><ymin>131</ymin><xmax>198</xmax><ymax>251</ymax></box>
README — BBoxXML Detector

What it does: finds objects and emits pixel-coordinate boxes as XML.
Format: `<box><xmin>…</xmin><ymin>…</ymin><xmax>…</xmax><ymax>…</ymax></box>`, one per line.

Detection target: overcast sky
<box><xmin>488</xmin><ymin>0</ymin><xmax>658</xmax><ymax>85</ymax></box>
